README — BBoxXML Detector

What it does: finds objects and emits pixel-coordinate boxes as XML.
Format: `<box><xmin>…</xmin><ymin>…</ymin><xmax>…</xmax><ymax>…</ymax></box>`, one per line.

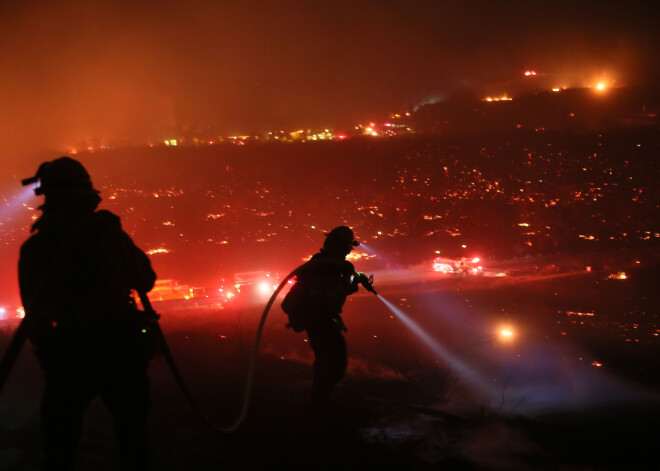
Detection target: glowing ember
<box><xmin>346</xmin><ymin>252</ymin><xmax>376</xmax><ymax>262</ymax></box>
<box><xmin>147</xmin><ymin>248</ymin><xmax>170</xmax><ymax>255</ymax></box>
<box><xmin>564</xmin><ymin>311</ymin><xmax>595</xmax><ymax>317</ymax></box>
<box><xmin>483</xmin><ymin>95</ymin><xmax>512</xmax><ymax>102</ymax></box>
<box><xmin>607</xmin><ymin>272</ymin><xmax>627</xmax><ymax>280</ymax></box>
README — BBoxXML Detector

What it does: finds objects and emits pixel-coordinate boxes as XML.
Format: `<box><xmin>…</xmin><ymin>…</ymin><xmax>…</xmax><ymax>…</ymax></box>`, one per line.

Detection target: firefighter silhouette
<box><xmin>18</xmin><ymin>157</ymin><xmax>157</xmax><ymax>470</ymax></box>
<box><xmin>286</xmin><ymin>226</ymin><xmax>368</xmax><ymax>407</ymax></box>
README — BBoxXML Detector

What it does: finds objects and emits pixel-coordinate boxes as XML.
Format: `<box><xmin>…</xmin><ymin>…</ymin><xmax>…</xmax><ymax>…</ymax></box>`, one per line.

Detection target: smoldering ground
<box><xmin>1</xmin><ymin>263</ymin><xmax>658</xmax><ymax>470</ymax></box>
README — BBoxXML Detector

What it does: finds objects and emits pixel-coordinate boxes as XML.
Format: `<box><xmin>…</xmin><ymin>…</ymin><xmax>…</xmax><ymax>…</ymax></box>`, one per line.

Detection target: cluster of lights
<box><xmin>432</xmin><ymin>256</ymin><xmax>483</xmax><ymax>274</ymax></box>
<box><xmin>217</xmin><ymin>287</ymin><xmax>236</xmax><ymax>301</ymax></box>
<box><xmin>63</xmin><ymin>78</ymin><xmax>627</xmax><ymax>155</ymax></box>
<box><xmin>157</xmin><ymin>115</ymin><xmax>413</xmax><ymax>149</ymax></box>
<box><xmin>304</xmin><ymin>129</ymin><xmax>337</xmax><ymax>141</ymax></box>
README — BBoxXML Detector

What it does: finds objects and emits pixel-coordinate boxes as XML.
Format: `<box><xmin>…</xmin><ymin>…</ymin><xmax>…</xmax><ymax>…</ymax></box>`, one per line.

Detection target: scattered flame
<box><xmin>483</xmin><ymin>95</ymin><xmax>512</xmax><ymax>102</ymax></box>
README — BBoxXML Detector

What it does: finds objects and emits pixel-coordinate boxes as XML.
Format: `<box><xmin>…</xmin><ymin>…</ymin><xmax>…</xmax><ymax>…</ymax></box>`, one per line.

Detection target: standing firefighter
<box><xmin>282</xmin><ymin>226</ymin><xmax>373</xmax><ymax>408</ymax></box>
<box><xmin>18</xmin><ymin>157</ymin><xmax>157</xmax><ymax>470</ymax></box>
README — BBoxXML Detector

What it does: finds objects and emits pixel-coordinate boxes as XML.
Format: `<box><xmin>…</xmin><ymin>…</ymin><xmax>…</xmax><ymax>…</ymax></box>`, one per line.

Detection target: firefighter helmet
<box><xmin>325</xmin><ymin>226</ymin><xmax>359</xmax><ymax>247</ymax></box>
<box><xmin>23</xmin><ymin>157</ymin><xmax>99</xmax><ymax>196</ymax></box>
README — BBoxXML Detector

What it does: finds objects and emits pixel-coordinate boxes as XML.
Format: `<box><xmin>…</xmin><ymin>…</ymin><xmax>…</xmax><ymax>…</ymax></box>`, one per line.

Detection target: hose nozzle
<box><xmin>355</xmin><ymin>272</ymin><xmax>378</xmax><ymax>295</ymax></box>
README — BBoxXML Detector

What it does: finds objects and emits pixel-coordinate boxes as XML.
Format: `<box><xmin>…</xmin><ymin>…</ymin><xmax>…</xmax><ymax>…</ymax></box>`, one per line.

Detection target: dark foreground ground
<box><xmin>1</xmin><ymin>260</ymin><xmax>659</xmax><ymax>470</ymax></box>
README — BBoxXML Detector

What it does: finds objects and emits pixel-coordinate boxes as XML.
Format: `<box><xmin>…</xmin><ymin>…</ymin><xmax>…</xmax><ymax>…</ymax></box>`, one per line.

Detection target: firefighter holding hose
<box><xmin>282</xmin><ymin>226</ymin><xmax>373</xmax><ymax>409</ymax></box>
<box><xmin>18</xmin><ymin>157</ymin><xmax>157</xmax><ymax>470</ymax></box>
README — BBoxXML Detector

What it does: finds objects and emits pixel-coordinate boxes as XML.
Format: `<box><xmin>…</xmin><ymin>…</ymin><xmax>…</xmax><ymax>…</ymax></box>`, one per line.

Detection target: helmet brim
<box><xmin>324</xmin><ymin>232</ymin><xmax>360</xmax><ymax>246</ymax></box>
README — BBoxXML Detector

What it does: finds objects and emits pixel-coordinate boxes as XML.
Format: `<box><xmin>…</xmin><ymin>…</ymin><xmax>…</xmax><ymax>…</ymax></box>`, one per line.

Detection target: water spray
<box><xmin>375</xmin><ymin>295</ymin><xmax>495</xmax><ymax>397</ymax></box>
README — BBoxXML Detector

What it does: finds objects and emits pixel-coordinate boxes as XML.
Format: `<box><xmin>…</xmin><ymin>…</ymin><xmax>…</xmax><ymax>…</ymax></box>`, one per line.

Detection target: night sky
<box><xmin>0</xmin><ymin>0</ymin><xmax>657</xmax><ymax>158</ymax></box>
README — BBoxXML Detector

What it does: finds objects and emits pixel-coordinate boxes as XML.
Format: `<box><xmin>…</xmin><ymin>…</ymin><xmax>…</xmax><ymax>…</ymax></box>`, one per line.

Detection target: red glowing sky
<box><xmin>0</xmin><ymin>0</ymin><xmax>657</xmax><ymax>159</ymax></box>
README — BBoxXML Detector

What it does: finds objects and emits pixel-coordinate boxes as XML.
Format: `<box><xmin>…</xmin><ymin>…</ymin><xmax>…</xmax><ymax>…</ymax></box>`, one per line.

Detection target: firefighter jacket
<box><xmin>296</xmin><ymin>251</ymin><xmax>359</xmax><ymax>319</ymax></box>
<box><xmin>18</xmin><ymin>209</ymin><xmax>156</xmax><ymax>354</ymax></box>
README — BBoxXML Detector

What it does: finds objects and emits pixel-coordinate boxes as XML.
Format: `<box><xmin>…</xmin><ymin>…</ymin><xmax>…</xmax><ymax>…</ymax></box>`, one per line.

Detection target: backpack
<box><xmin>280</xmin><ymin>278</ymin><xmax>309</xmax><ymax>332</ymax></box>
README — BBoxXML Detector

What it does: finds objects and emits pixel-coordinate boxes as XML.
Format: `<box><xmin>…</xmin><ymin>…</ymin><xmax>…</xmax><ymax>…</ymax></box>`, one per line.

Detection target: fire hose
<box><xmin>1</xmin><ymin>258</ymin><xmax>377</xmax><ymax>434</ymax></box>
<box><xmin>140</xmin><ymin>266</ymin><xmax>299</xmax><ymax>433</ymax></box>
<box><xmin>140</xmin><ymin>261</ymin><xmax>376</xmax><ymax>433</ymax></box>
